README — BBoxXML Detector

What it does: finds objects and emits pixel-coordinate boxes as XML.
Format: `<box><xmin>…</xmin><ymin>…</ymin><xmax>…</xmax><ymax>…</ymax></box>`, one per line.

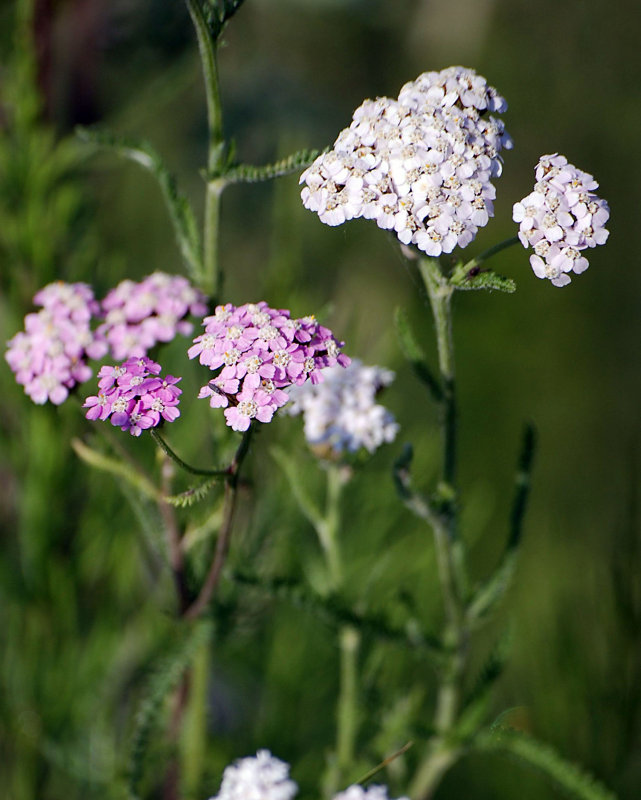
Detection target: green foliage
<box><xmin>477</xmin><ymin>728</ymin><xmax>618</xmax><ymax>800</ymax></box>
<box><xmin>394</xmin><ymin>308</ymin><xmax>443</xmax><ymax>402</ymax></box>
<box><xmin>128</xmin><ymin>621</ymin><xmax>213</xmax><ymax>800</ymax></box>
<box><xmin>0</xmin><ymin>0</ymin><xmax>98</xmax><ymax>298</ymax></box>
<box><xmin>221</xmin><ymin>148</ymin><xmax>324</xmax><ymax>185</ymax></box>
<box><xmin>466</xmin><ymin>424</ymin><xmax>536</xmax><ymax>626</ymax></box>
<box><xmin>75</xmin><ymin>127</ymin><xmax>203</xmax><ymax>283</ymax></box>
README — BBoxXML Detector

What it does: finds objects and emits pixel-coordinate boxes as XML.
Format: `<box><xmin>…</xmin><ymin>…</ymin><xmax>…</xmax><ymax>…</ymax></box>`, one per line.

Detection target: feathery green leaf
<box><xmin>128</xmin><ymin>621</ymin><xmax>212</xmax><ymax>799</ymax></box>
<box><xmin>476</xmin><ymin>728</ymin><xmax>618</xmax><ymax>800</ymax></box>
<box><xmin>75</xmin><ymin>127</ymin><xmax>202</xmax><ymax>281</ymax></box>
<box><xmin>219</xmin><ymin>148</ymin><xmax>324</xmax><ymax>185</ymax></box>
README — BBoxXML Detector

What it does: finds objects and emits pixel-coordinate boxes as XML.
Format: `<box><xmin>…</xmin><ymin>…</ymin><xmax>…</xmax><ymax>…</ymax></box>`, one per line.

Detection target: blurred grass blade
<box><xmin>221</xmin><ymin>148</ymin><xmax>323</xmax><ymax>184</ymax></box>
<box><xmin>394</xmin><ymin>307</ymin><xmax>442</xmax><ymax>402</ymax></box>
<box><xmin>476</xmin><ymin>728</ymin><xmax>618</xmax><ymax>800</ymax></box>
<box><xmin>466</xmin><ymin>423</ymin><xmax>536</xmax><ymax>625</ymax></box>
<box><xmin>75</xmin><ymin>127</ymin><xmax>203</xmax><ymax>282</ymax></box>
<box><xmin>128</xmin><ymin>620</ymin><xmax>212</xmax><ymax>799</ymax></box>
<box><xmin>71</xmin><ymin>437</ymin><xmax>161</xmax><ymax>502</ymax></box>
<box><xmin>271</xmin><ymin>445</ymin><xmax>323</xmax><ymax>530</ymax></box>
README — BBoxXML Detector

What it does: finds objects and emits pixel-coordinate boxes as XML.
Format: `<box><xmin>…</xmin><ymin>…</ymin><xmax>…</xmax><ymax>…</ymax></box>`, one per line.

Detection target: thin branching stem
<box><xmin>150</xmin><ymin>429</ymin><xmax>228</xmax><ymax>478</ymax></box>
<box><xmin>410</xmin><ymin>257</ymin><xmax>470</xmax><ymax>800</ymax></box>
<box><xmin>184</xmin><ymin>427</ymin><xmax>253</xmax><ymax>621</ymax></box>
<box><xmin>186</xmin><ymin>0</ymin><xmax>225</xmax><ymax>299</ymax></box>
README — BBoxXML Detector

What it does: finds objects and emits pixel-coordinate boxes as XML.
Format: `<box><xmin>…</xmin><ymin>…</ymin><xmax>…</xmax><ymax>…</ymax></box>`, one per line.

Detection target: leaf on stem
<box><xmin>449</xmin><ymin>263</ymin><xmax>516</xmax><ymax>293</ymax></box>
<box><xmin>219</xmin><ymin>148</ymin><xmax>324</xmax><ymax>185</ymax></box>
<box><xmin>75</xmin><ymin>126</ymin><xmax>203</xmax><ymax>281</ymax></box>
<box><xmin>393</xmin><ymin>444</ymin><xmax>440</xmax><ymax>526</ymax></box>
<box><xmin>455</xmin><ymin>630</ymin><xmax>512</xmax><ymax>742</ymax></box>
<box><xmin>202</xmin><ymin>0</ymin><xmax>248</xmax><ymax>39</ymax></box>
<box><xmin>233</xmin><ymin>570</ymin><xmax>444</xmax><ymax>659</ymax></box>
<box><xmin>475</xmin><ymin>727</ymin><xmax>618</xmax><ymax>800</ymax></box>
<box><xmin>163</xmin><ymin>477</ymin><xmax>222</xmax><ymax>508</ymax></box>
<box><xmin>128</xmin><ymin>621</ymin><xmax>213</xmax><ymax>800</ymax></box>
<box><xmin>394</xmin><ymin>307</ymin><xmax>443</xmax><ymax>402</ymax></box>
<box><xmin>466</xmin><ymin>423</ymin><xmax>536</xmax><ymax>626</ymax></box>
<box><xmin>71</xmin><ymin>437</ymin><xmax>161</xmax><ymax>502</ymax></box>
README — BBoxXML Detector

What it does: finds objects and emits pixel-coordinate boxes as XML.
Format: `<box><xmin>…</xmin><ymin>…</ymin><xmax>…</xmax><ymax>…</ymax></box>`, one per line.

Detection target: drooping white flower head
<box><xmin>286</xmin><ymin>360</ymin><xmax>399</xmax><ymax>456</ymax></box>
<box><xmin>512</xmin><ymin>153</ymin><xmax>609</xmax><ymax>286</ymax></box>
<box><xmin>300</xmin><ymin>66</ymin><xmax>511</xmax><ymax>258</ymax></box>
<box><xmin>332</xmin><ymin>785</ymin><xmax>409</xmax><ymax>800</ymax></box>
<box><xmin>209</xmin><ymin>750</ymin><xmax>298</xmax><ymax>800</ymax></box>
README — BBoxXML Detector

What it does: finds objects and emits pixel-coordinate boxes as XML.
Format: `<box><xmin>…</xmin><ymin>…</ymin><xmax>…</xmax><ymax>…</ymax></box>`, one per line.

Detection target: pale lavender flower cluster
<box><xmin>207</xmin><ymin>751</ymin><xmax>408</xmax><ymax>800</ymax></box>
<box><xmin>333</xmin><ymin>787</ymin><xmax>409</xmax><ymax>800</ymax></box>
<box><xmin>98</xmin><ymin>272</ymin><xmax>208</xmax><ymax>360</ymax></box>
<box><xmin>189</xmin><ymin>301</ymin><xmax>350</xmax><ymax>432</ymax></box>
<box><xmin>83</xmin><ymin>356</ymin><xmax>181</xmax><ymax>436</ymax></box>
<box><xmin>512</xmin><ymin>154</ymin><xmax>610</xmax><ymax>287</ymax></box>
<box><xmin>300</xmin><ymin>66</ymin><xmax>511</xmax><ymax>257</ymax></box>
<box><xmin>5</xmin><ymin>282</ymin><xmax>107</xmax><ymax>405</ymax></box>
<box><xmin>286</xmin><ymin>360</ymin><xmax>399</xmax><ymax>456</ymax></box>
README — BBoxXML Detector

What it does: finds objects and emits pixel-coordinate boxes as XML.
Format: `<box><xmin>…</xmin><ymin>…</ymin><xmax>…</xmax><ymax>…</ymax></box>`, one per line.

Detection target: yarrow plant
<box><xmin>286</xmin><ymin>359</ymin><xmax>399</xmax><ymax>457</ymax></box>
<box><xmin>5</xmin><ymin>281</ymin><xmax>107</xmax><ymax>404</ymax></box>
<box><xmin>189</xmin><ymin>301</ymin><xmax>350</xmax><ymax>431</ymax></box>
<box><xmin>512</xmin><ymin>153</ymin><xmax>610</xmax><ymax>286</ymax></box>
<box><xmin>98</xmin><ymin>272</ymin><xmax>208</xmax><ymax>360</ymax></box>
<box><xmin>83</xmin><ymin>356</ymin><xmax>182</xmax><ymax>436</ymax></box>
<box><xmin>300</xmin><ymin>66</ymin><xmax>511</xmax><ymax>256</ymax></box>
<box><xmin>4</xmin><ymin>2</ymin><xmax>617</xmax><ymax>799</ymax></box>
<box><xmin>208</xmin><ymin>751</ymin><xmax>406</xmax><ymax>800</ymax></box>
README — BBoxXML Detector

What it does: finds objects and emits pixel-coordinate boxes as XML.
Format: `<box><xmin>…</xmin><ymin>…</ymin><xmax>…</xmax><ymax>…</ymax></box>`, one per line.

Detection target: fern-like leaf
<box><xmin>75</xmin><ymin>127</ymin><xmax>202</xmax><ymax>281</ymax></box>
<box><xmin>128</xmin><ymin>621</ymin><xmax>212</xmax><ymax>799</ymax></box>
<box><xmin>163</xmin><ymin>477</ymin><xmax>221</xmax><ymax>508</ymax></box>
<box><xmin>233</xmin><ymin>570</ymin><xmax>444</xmax><ymax>659</ymax></box>
<box><xmin>476</xmin><ymin>727</ymin><xmax>618</xmax><ymax>800</ymax></box>
<box><xmin>220</xmin><ymin>148</ymin><xmax>323</xmax><ymax>185</ymax></box>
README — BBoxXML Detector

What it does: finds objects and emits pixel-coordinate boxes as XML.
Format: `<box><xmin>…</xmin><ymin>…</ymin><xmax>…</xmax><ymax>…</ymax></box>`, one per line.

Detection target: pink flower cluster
<box><xmin>83</xmin><ymin>356</ymin><xmax>182</xmax><ymax>436</ymax></box>
<box><xmin>97</xmin><ymin>272</ymin><xmax>208</xmax><ymax>360</ymax></box>
<box><xmin>189</xmin><ymin>301</ymin><xmax>350</xmax><ymax>431</ymax></box>
<box><xmin>5</xmin><ymin>282</ymin><xmax>107</xmax><ymax>405</ymax></box>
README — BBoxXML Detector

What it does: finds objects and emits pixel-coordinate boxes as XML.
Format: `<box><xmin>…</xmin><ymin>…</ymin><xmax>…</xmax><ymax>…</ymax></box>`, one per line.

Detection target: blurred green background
<box><xmin>1</xmin><ymin>0</ymin><xmax>640</xmax><ymax>798</ymax></box>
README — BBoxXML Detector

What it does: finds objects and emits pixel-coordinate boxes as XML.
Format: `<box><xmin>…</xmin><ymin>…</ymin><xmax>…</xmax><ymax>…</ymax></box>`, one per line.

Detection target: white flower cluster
<box><xmin>300</xmin><ymin>66</ymin><xmax>512</xmax><ymax>257</ymax></box>
<box><xmin>333</xmin><ymin>786</ymin><xmax>408</xmax><ymax>800</ymax></box>
<box><xmin>208</xmin><ymin>752</ymin><xmax>407</xmax><ymax>800</ymax></box>
<box><xmin>286</xmin><ymin>360</ymin><xmax>399</xmax><ymax>456</ymax></box>
<box><xmin>512</xmin><ymin>154</ymin><xmax>610</xmax><ymax>287</ymax></box>
<box><xmin>209</xmin><ymin>750</ymin><xmax>297</xmax><ymax>800</ymax></box>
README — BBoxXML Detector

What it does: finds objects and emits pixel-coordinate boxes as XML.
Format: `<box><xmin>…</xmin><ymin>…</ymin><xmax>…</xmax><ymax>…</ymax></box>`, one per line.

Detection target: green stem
<box><xmin>184</xmin><ymin>427</ymin><xmax>253</xmax><ymax>620</ymax></box>
<box><xmin>461</xmin><ymin>235</ymin><xmax>520</xmax><ymax>273</ymax></box>
<box><xmin>312</xmin><ymin>465</ymin><xmax>360</xmax><ymax>794</ymax></box>
<box><xmin>336</xmin><ymin>625</ymin><xmax>360</xmax><ymax>781</ymax></box>
<box><xmin>186</xmin><ymin>0</ymin><xmax>226</xmax><ymax>299</ymax></box>
<box><xmin>315</xmin><ymin>464</ymin><xmax>346</xmax><ymax>590</ymax></box>
<box><xmin>410</xmin><ymin>258</ymin><xmax>470</xmax><ymax>800</ymax></box>
<box><xmin>150</xmin><ymin>429</ymin><xmax>228</xmax><ymax>478</ymax></box>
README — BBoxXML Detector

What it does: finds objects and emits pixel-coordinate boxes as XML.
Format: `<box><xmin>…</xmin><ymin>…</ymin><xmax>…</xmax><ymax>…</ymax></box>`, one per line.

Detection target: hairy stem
<box><xmin>186</xmin><ymin>0</ymin><xmax>226</xmax><ymax>299</ymax></box>
<box><xmin>410</xmin><ymin>258</ymin><xmax>469</xmax><ymax>800</ymax></box>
